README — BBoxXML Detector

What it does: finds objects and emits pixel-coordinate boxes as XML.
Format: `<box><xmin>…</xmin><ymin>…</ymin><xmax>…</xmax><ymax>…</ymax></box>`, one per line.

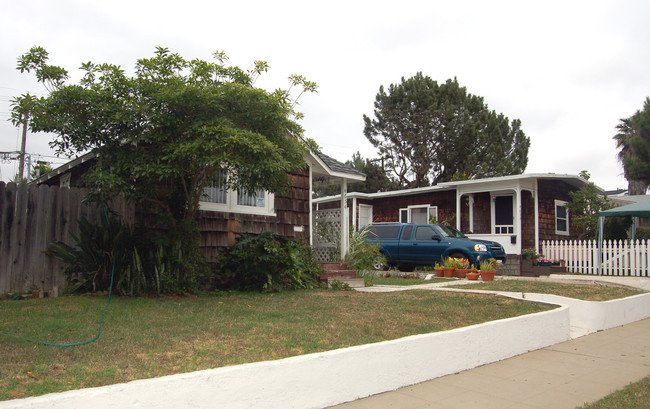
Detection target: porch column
<box><xmin>455</xmin><ymin>190</ymin><xmax>462</xmax><ymax>230</ymax></box>
<box><xmin>309</xmin><ymin>164</ymin><xmax>313</xmax><ymax>246</ymax></box>
<box><xmin>515</xmin><ymin>183</ymin><xmax>522</xmax><ymax>254</ymax></box>
<box><xmin>534</xmin><ymin>180</ymin><xmax>539</xmax><ymax>254</ymax></box>
<box><xmin>340</xmin><ymin>179</ymin><xmax>348</xmax><ymax>260</ymax></box>
<box><xmin>352</xmin><ymin>196</ymin><xmax>357</xmax><ymax>232</ymax></box>
<box><xmin>468</xmin><ymin>194</ymin><xmax>474</xmax><ymax>233</ymax></box>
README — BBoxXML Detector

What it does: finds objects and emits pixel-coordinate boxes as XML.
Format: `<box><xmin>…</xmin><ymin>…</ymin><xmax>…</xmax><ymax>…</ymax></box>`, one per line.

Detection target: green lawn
<box><xmin>0</xmin><ymin>290</ymin><xmax>552</xmax><ymax>400</ymax></box>
<box><xmin>576</xmin><ymin>376</ymin><xmax>650</xmax><ymax>409</ymax></box>
<box><xmin>446</xmin><ymin>280</ymin><xmax>644</xmax><ymax>301</ymax></box>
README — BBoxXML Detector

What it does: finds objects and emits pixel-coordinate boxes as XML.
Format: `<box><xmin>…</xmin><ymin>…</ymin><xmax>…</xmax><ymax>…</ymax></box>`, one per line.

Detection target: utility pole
<box><xmin>18</xmin><ymin>111</ymin><xmax>29</xmax><ymax>182</ymax></box>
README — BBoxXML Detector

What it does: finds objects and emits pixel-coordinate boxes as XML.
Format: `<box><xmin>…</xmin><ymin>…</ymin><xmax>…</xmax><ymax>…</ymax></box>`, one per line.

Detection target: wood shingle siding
<box><xmin>537</xmin><ymin>180</ymin><xmax>577</xmax><ymax>242</ymax></box>
<box><xmin>0</xmin><ymin>168</ymin><xmax>311</xmax><ymax>293</ymax></box>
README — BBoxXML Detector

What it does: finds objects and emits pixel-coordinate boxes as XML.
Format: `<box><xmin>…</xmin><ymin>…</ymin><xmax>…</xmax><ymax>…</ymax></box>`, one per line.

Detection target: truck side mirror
<box><xmin>432</xmin><ymin>234</ymin><xmax>441</xmax><ymax>241</ymax></box>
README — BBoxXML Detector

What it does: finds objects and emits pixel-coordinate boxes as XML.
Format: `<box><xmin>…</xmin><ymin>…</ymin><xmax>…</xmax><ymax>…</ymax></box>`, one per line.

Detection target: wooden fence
<box><xmin>0</xmin><ymin>182</ymin><xmax>131</xmax><ymax>294</ymax></box>
<box><xmin>541</xmin><ymin>239</ymin><xmax>649</xmax><ymax>276</ymax></box>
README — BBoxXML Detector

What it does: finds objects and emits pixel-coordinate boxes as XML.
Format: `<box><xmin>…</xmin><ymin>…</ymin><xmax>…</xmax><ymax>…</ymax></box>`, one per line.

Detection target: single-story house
<box><xmin>314</xmin><ymin>173</ymin><xmax>599</xmax><ymax>268</ymax></box>
<box><xmin>33</xmin><ymin>150</ymin><xmax>365</xmax><ymax>262</ymax></box>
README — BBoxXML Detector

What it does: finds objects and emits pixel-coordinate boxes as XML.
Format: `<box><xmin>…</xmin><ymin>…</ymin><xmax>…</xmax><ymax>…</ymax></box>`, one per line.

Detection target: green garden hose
<box><xmin>0</xmin><ymin>208</ymin><xmax>116</xmax><ymax>377</ymax></box>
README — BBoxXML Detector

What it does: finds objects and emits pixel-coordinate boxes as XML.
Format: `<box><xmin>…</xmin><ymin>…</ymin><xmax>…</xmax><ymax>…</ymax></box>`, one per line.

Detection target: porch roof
<box><xmin>307</xmin><ymin>151</ymin><xmax>365</xmax><ymax>182</ymax></box>
<box><xmin>313</xmin><ymin>173</ymin><xmax>595</xmax><ymax>204</ymax></box>
<box><xmin>438</xmin><ymin>173</ymin><xmax>598</xmax><ymax>191</ymax></box>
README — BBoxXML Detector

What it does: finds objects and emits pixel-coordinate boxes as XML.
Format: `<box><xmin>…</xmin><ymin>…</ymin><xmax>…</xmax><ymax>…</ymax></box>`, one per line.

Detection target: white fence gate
<box><xmin>541</xmin><ymin>239</ymin><xmax>649</xmax><ymax>276</ymax></box>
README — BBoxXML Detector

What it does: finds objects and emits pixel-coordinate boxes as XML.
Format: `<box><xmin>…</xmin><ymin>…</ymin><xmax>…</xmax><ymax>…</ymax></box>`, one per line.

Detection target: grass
<box><xmin>447</xmin><ymin>280</ymin><xmax>644</xmax><ymax>301</ymax></box>
<box><xmin>576</xmin><ymin>376</ymin><xmax>650</xmax><ymax>409</ymax></box>
<box><xmin>0</xmin><ymin>290</ymin><xmax>552</xmax><ymax>400</ymax></box>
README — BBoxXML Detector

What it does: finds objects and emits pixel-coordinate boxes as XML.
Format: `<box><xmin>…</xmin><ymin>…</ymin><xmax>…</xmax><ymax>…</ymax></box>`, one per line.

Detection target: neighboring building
<box><xmin>314</xmin><ymin>174</ymin><xmax>596</xmax><ymax>259</ymax></box>
<box><xmin>34</xmin><ymin>150</ymin><xmax>365</xmax><ymax>262</ymax></box>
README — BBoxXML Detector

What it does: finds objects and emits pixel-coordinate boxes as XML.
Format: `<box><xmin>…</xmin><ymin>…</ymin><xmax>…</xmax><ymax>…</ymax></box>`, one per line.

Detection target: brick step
<box><xmin>319</xmin><ymin>271</ymin><xmax>358</xmax><ymax>280</ymax></box>
<box><xmin>321</xmin><ymin>262</ymin><xmax>349</xmax><ymax>271</ymax></box>
<box><xmin>326</xmin><ymin>277</ymin><xmax>365</xmax><ymax>289</ymax></box>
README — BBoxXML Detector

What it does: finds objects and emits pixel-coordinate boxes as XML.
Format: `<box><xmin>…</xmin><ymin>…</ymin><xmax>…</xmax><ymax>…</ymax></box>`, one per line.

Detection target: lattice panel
<box><xmin>313</xmin><ymin>208</ymin><xmax>342</xmax><ymax>261</ymax></box>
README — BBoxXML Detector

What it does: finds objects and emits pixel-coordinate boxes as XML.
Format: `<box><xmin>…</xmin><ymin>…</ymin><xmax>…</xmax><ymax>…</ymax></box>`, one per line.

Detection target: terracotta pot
<box><xmin>480</xmin><ymin>270</ymin><xmax>496</xmax><ymax>281</ymax></box>
<box><xmin>442</xmin><ymin>267</ymin><xmax>455</xmax><ymax>278</ymax></box>
<box><xmin>455</xmin><ymin>268</ymin><xmax>468</xmax><ymax>278</ymax></box>
<box><xmin>466</xmin><ymin>271</ymin><xmax>480</xmax><ymax>280</ymax></box>
<box><xmin>434</xmin><ymin>268</ymin><xmax>444</xmax><ymax>277</ymax></box>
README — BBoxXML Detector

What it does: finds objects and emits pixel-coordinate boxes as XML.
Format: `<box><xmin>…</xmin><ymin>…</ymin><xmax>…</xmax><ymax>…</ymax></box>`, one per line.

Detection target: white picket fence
<box><xmin>541</xmin><ymin>239</ymin><xmax>649</xmax><ymax>277</ymax></box>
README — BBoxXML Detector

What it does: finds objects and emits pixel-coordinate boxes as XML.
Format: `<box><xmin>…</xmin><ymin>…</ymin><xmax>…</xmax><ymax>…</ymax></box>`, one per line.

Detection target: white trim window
<box><xmin>199</xmin><ymin>171</ymin><xmax>275</xmax><ymax>216</ymax></box>
<box><xmin>399</xmin><ymin>205</ymin><xmax>438</xmax><ymax>224</ymax></box>
<box><xmin>555</xmin><ymin>199</ymin><xmax>569</xmax><ymax>236</ymax></box>
<box><xmin>493</xmin><ymin>195</ymin><xmax>514</xmax><ymax>235</ymax></box>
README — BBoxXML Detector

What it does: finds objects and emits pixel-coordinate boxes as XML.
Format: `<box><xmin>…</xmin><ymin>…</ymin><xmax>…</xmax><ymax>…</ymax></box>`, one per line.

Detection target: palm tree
<box><xmin>613</xmin><ymin>98</ymin><xmax>650</xmax><ymax>195</ymax></box>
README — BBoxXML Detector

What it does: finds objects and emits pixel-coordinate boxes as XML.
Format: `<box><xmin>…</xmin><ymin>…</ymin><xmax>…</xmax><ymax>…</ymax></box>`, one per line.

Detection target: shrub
<box><xmin>345</xmin><ymin>227</ymin><xmax>383</xmax><ymax>271</ymax></box>
<box><xmin>289</xmin><ymin>237</ymin><xmax>324</xmax><ymax>289</ymax></box>
<box><xmin>636</xmin><ymin>228</ymin><xmax>650</xmax><ymax>241</ymax></box>
<box><xmin>44</xmin><ymin>216</ymin><xmax>209</xmax><ymax>296</ymax></box>
<box><xmin>215</xmin><ymin>233</ymin><xmax>323</xmax><ymax>292</ymax></box>
<box><xmin>522</xmin><ymin>248</ymin><xmax>539</xmax><ymax>260</ymax></box>
<box><xmin>330</xmin><ymin>280</ymin><xmax>352</xmax><ymax>291</ymax></box>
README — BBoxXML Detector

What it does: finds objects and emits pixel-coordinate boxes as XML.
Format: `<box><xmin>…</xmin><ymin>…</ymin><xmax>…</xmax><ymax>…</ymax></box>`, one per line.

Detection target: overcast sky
<box><xmin>1</xmin><ymin>0</ymin><xmax>648</xmax><ymax>190</ymax></box>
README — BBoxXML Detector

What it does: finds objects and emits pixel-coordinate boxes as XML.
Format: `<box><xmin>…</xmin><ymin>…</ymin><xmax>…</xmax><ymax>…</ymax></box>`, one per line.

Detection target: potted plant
<box><xmin>521</xmin><ymin>248</ymin><xmax>538</xmax><ymax>274</ymax></box>
<box><xmin>533</xmin><ymin>257</ymin><xmax>556</xmax><ymax>267</ymax></box>
<box><xmin>434</xmin><ymin>262</ymin><xmax>444</xmax><ymax>277</ymax></box>
<box><xmin>466</xmin><ymin>269</ymin><xmax>480</xmax><ymax>280</ymax></box>
<box><xmin>454</xmin><ymin>258</ymin><xmax>471</xmax><ymax>278</ymax></box>
<box><xmin>522</xmin><ymin>248</ymin><xmax>538</xmax><ymax>260</ymax></box>
<box><xmin>442</xmin><ymin>257</ymin><xmax>456</xmax><ymax>277</ymax></box>
<box><xmin>478</xmin><ymin>258</ymin><xmax>500</xmax><ymax>281</ymax></box>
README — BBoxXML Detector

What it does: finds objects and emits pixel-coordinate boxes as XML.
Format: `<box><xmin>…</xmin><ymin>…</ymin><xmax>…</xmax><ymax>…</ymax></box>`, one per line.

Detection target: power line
<box><xmin>0</xmin><ymin>86</ymin><xmax>47</xmax><ymax>97</ymax></box>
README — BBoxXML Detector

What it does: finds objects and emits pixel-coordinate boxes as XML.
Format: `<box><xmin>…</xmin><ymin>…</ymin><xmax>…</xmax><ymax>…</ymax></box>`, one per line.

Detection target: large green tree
<box><xmin>14</xmin><ymin>47</ymin><xmax>314</xmax><ymax>277</ymax></box>
<box><xmin>568</xmin><ymin>171</ymin><xmax>630</xmax><ymax>240</ymax></box>
<box><xmin>363</xmin><ymin>74</ymin><xmax>530</xmax><ymax>188</ymax></box>
<box><xmin>614</xmin><ymin>97</ymin><xmax>650</xmax><ymax>195</ymax></box>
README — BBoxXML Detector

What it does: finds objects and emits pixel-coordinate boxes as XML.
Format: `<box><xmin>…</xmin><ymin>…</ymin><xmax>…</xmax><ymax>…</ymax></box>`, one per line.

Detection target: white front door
<box><xmin>358</xmin><ymin>204</ymin><xmax>373</xmax><ymax>228</ymax></box>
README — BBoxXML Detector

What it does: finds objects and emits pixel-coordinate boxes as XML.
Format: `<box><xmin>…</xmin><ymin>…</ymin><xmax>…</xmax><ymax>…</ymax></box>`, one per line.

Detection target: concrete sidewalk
<box><xmin>325</xmin><ymin>317</ymin><xmax>650</xmax><ymax>409</ymax></box>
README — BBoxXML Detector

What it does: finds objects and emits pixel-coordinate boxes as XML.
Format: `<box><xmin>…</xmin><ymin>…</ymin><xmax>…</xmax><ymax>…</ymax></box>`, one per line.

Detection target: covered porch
<box><xmin>451</xmin><ymin>177</ymin><xmax>539</xmax><ymax>255</ymax></box>
<box><xmin>306</xmin><ymin>152</ymin><xmax>365</xmax><ymax>261</ymax></box>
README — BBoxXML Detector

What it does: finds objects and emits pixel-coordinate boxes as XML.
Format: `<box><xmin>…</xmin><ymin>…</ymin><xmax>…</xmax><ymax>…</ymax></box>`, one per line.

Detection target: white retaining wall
<box><xmin>1</xmin><ymin>307</ymin><xmax>570</xmax><ymax>409</ymax></box>
<box><xmin>514</xmin><ymin>292</ymin><xmax>650</xmax><ymax>335</ymax></box>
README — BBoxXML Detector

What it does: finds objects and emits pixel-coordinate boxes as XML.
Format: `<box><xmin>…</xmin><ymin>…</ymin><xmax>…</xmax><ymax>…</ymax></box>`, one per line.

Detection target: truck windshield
<box><xmin>437</xmin><ymin>225</ymin><xmax>468</xmax><ymax>239</ymax></box>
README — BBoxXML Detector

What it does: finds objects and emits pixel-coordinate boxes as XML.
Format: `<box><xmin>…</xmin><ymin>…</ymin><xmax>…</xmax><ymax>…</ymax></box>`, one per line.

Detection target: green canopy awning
<box><xmin>599</xmin><ymin>199</ymin><xmax>650</xmax><ymax>218</ymax></box>
<box><xmin>597</xmin><ymin>198</ymin><xmax>650</xmax><ymax>275</ymax></box>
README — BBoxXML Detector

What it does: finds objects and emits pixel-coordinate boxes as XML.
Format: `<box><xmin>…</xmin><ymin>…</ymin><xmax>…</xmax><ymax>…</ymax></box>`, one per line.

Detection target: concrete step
<box><xmin>319</xmin><ymin>262</ymin><xmax>361</xmax><ymax>288</ymax></box>
<box><xmin>326</xmin><ymin>277</ymin><xmax>365</xmax><ymax>289</ymax></box>
<box><xmin>319</xmin><ymin>271</ymin><xmax>358</xmax><ymax>280</ymax></box>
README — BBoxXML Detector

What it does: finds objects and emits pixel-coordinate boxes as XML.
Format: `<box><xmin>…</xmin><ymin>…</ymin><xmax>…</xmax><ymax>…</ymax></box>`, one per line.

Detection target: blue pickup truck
<box><xmin>364</xmin><ymin>223</ymin><xmax>506</xmax><ymax>271</ymax></box>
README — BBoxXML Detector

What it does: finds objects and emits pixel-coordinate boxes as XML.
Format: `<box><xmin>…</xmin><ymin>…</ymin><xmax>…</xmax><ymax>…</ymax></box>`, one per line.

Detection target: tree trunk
<box><xmin>628</xmin><ymin>179</ymin><xmax>648</xmax><ymax>195</ymax></box>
